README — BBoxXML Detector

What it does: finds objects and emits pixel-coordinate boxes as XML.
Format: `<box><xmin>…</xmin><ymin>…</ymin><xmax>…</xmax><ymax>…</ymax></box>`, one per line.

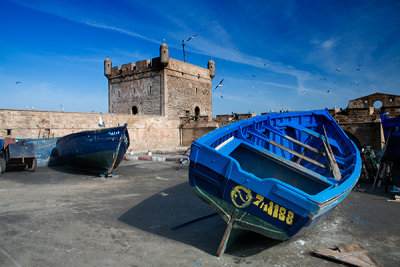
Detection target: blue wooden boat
<box><xmin>380</xmin><ymin>114</ymin><xmax>400</xmax><ymax>161</ymax></box>
<box><xmin>56</xmin><ymin>124</ymin><xmax>130</xmax><ymax>176</ymax></box>
<box><xmin>188</xmin><ymin>109</ymin><xmax>361</xmax><ymax>256</ymax></box>
<box><xmin>380</xmin><ymin>114</ymin><xmax>400</xmax><ymax>185</ymax></box>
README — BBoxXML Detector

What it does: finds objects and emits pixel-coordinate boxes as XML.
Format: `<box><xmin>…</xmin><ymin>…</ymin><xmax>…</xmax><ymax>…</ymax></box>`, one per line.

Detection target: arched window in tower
<box><xmin>132</xmin><ymin>106</ymin><xmax>138</xmax><ymax>115</ymax></box>
<box><xmin>194</xmin><ymin>106</ymin><xmax>200</xmax><ymax>121</ymax></box>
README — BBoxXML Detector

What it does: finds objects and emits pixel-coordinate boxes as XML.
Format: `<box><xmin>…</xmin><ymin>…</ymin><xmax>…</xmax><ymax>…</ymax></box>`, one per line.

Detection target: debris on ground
<box><xmin>387</xmin><ymin>195</ymin><xmax>400</xmax><ymax>202</ymax></box>
<box><xmin>313</xmin><ymin>243</ymin><xmax>381</xmax><ymax>267</ymax></box>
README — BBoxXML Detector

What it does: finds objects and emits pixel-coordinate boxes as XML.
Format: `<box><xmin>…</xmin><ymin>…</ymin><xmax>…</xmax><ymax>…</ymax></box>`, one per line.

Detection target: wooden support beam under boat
<box><xmin>216</xmin><ymin>212</ymin><xmax>246</xmax><ymax>257</ymax></box>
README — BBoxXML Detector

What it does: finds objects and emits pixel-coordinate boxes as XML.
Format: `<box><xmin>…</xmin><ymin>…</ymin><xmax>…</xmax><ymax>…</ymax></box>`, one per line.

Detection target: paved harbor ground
<box><xmin>0</xmin><ymin>159</ymin><xmax>399</xmax><ymax>266</ymax></box>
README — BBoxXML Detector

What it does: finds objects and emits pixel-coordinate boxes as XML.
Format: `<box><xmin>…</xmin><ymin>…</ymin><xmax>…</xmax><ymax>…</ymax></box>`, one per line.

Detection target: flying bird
<box><xmin>251</xmin><ymin>74</ymin><xmax>256</xmax><ymax>78</ymax></box>
<box><xmin>335</xmin><ymin>68</ymin><xmax>341</xmax><ymax>72</ymax></box>
<box><xmin>186</xmin><ymin>34</ymin><xmax>198</xmax><ymax>42</ymax></box>
<box><xmin>16</xmin><ymin>81</ymin><xmax>21</xmax><ymax>84</ymax></box>
<box><xmin>213</xmin><ymin>79</ymin><xmax>224</xmax><ymax>91</ymax></box>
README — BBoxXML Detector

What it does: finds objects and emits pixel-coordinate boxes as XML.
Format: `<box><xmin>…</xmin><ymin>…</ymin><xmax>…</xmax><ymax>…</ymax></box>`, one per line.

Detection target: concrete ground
<box><xmin>0</xmin><ymin>159</ymin><xmax>399</xmax><ymax>267</ymax></box>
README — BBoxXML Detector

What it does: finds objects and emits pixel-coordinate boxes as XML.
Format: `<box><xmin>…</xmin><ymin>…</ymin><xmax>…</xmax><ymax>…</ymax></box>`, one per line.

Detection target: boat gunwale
<box><xmin>191</xmin><ymin>109</ymin><xmax>361</xmax><ymax>206</ymax></box>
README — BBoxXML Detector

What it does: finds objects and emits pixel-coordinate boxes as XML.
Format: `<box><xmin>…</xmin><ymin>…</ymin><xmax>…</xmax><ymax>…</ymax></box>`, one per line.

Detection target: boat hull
<box><xmin>56</xmin><ymin>124</ymin><xmax>129</xmax><ymax>175</ymax></box>
<box><xmin>381</xmin><ymin>114</ymin><xmax>400</xmax><ymax>161</ymax></box>
<box><xmin>381</xmin><ymin>114</ymin><xmax>400</xmax><ymax>185</ymax></box>
<box><xmin>189</xmin><ymin>110</ymin><xmax>361</xmax><ymax>244</ymax></box>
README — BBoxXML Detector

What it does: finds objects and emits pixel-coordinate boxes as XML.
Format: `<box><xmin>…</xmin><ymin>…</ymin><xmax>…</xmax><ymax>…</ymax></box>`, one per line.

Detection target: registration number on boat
<box><xmin>108</xmin><ymin>131</ymin><xmax>120</xmax><ymax>136</ymax></box>
<box><xmin>230</xmin><ymin>185</ymin><xmax>294</xmax><ymax>225</ymax></box>
<box><xmin>252</xmin><ymin>194</ymin><xmax>294</xmax><ymax>225</ymax></box>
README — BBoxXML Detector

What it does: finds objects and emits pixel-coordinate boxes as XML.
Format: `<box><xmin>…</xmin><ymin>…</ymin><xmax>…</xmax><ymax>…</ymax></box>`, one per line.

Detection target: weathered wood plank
<box><xmin>269</xmin><ymin>140</ymin><xmax>327</xmax><ymax>169</ymax></box>
<box><xmin>314</xmin><ymin>243</ymin><xmax>381</xmax><ymax>267</ymax></box>
<box><xmin>322</xmin><ymin>125</ymin><xmax>342</xmax><ymax>180</ymax></box>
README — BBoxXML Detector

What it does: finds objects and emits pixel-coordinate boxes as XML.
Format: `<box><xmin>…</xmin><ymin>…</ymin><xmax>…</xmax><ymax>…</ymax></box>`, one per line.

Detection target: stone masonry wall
<box><xmin>0</xmin><ymin>109</ymin><xmax>180</xmax><ymax>151</ymax></box>
<box><xmin>109</xmin><ymin>73</ymin><xmax>162</xmax><ymax>115</ymax></box>
<box><xmin>165</xmin><ymin>59</ymin><xmax>212</xmax><ymax>118</ymax></box>
<box><xmin>329</xmin><ymin>93</ymin><xmax>400</xmax><ymax>152</ymax></box>
<box><xmin>166</xmin><ymin>75</ymin><xmax>211</xmax><ymax>118</ymax></box>
<box><xmin>107</xmin><ymin>56</ymin><xmax>213</xmax><ymax>119</ymax></box>
<box><xmin>108</xmin><ymin>58</ymin><xmax>164</xmax><ymax>115</ymax></box>
<box><xmin>180</xmin><ymin>116</ymin><xmax>219</xmax><ymax>146</ymax></box>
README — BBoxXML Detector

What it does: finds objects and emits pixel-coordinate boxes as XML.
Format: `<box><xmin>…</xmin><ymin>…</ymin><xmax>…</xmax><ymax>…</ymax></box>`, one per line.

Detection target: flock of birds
<box><xmin>14</xmin><ymin>33</ymin><xmax>366</xmax><ymax>113</ymax></box>
<box><xmin>210</xmin><ymin>43</ymin><xmax>366</xmax><ymax>101</ymax></box>
<box><xmin>318</xmin><ymin>64</ymin><xmax>364</xmax><ymax>94</ymax></box>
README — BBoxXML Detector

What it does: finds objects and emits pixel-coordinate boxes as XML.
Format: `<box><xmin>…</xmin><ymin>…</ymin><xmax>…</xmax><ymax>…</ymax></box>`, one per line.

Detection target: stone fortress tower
<box><xmin>104</xmin><ymin>41</ymin><xmax>215</xmax><ymax>118</ymax></box>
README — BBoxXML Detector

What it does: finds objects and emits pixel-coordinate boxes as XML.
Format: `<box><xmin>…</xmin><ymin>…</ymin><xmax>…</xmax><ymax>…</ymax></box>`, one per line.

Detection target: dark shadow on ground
<box><xmin>118</xmin><ymin>181</ymin><xmax>282</xmax><ymax>257</ymax></box>
<box><xmin>48</xmin><ymin>164</ymin><xmax>102</xmax><ymax>176</ymax></box>
<box><xmin>227</xmin><ymin>232</ymin><xmax>283</xmax><ymax>258</ymax></box>
<box><xmin>0</xmin><ymin>160</ymin><xmax>140</xmax><ymax>185</ymax></box>
<box><xmin>0</xmin><ymin>165</ymin><xmax>99</xmax><ymax>185</ymax></box>
<box><xmin>353</xmin><ymin>182</ymin><xmax>394</xmax><ymax>198</ymax></box>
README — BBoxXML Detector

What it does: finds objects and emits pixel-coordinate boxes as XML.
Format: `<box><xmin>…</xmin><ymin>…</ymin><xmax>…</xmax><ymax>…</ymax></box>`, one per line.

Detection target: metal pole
<box><xmin>182</xmin><ymin>40</ymin><xmax>186</xmax><ymax>62</ymax></box>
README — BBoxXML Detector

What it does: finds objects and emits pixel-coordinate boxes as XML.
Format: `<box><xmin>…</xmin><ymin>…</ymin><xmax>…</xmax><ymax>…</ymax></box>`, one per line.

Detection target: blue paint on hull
<box><xmin>56</xmin><ymin>124</ymin><xmax>130</xmax><ymax>175</ymax></box>
<box><xmin>189</xmin><ymin>109</ymin><xmax>361</xmax><ymax>240</ymax></box>
<box><xmin>19</xmin><ymin>138</ymin><xmax>61</xmax><ymax>167</ymax></box>
<box><xmin>381</xmin><ymin>114</ymin><xmax>400</xmax><ymax>160</ymax></box>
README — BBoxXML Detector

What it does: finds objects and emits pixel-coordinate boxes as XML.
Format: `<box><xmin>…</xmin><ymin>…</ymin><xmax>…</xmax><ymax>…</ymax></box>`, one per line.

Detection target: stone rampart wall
<box><xmin>0</xmin><ymin>109</ymin><xmax>180</xmax><ymax>151</ymax></box>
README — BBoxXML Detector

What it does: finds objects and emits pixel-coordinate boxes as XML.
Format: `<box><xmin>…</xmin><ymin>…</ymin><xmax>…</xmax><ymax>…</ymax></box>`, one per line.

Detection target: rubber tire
<box><xmin>28</xmin><ymin>158</ymin><xmax>37</xmax><ymax>172</ymax></box>
<box><xmin>0</xmin><ymin>158</ymin><xmax>5</xmax><ymax>173</ymax></box>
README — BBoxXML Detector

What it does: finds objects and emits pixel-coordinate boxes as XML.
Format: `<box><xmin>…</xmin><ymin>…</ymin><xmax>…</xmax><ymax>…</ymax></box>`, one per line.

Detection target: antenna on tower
<box><xmin>182</xmin><ymin>34</ymin><xmax>197</xmax><ymax>62</ymax></box>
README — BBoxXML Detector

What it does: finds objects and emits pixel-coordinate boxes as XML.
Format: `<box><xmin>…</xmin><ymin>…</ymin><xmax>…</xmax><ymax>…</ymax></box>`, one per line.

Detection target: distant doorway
<box><xmin>194</xmin><ymin>106</ymin><xmax>200</xmax><ymax>121</ymax></box>
<box><xmin>132</xmin><ymin>106</ymin><xmax>138</xmax><ymax>115</ymax></box>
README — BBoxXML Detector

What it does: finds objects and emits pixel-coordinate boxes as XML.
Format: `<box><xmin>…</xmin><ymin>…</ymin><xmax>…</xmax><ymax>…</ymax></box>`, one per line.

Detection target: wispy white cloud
<box><xmin>10</xmin><ymin>0</ymin><xmax>316</xmax><ymax>98</ymax></box>
<box><xmin>321</xmin><ymin>39</ymin><xmax>335</xmax><ymax>49</ymax></box>
<box><xmin>84</xmin><ymin>22</ymin><xmax>160</xmax><ymax>44</ymax></box>
<box><xmin>9</xmin><ymin>0</ymin><xmax>160</xmax><ymax>44</ymax></box>
<box><xmin>6</xmin><ymin>0</ymin><xmax>400</xmax><ymax>114</ymax></box>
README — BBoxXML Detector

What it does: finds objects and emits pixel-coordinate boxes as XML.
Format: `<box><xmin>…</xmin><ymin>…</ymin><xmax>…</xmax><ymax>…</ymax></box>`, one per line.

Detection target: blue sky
<box><xmin>1</xmin><ymin>0</ymin><xmax>399</xmax><ymax>115</ymax></box>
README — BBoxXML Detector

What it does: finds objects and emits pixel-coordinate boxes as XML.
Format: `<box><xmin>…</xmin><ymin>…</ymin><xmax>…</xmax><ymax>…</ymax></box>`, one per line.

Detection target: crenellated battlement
<box><xmin>109</xmin><ymin>58</ymin><xmax>163</xmax><ymax>78</ymax></box>
<box><xmin>104</xmin><ymin>41</ymin><xmax>214</xmax><ymax>119</ymax></box>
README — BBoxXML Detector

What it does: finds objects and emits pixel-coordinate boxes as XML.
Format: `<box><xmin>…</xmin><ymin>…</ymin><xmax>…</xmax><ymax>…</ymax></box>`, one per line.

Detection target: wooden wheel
<box><xmin>28</xmin><ymin>158</ymin><xmax>37</xmax><ymax>171</ymax></box>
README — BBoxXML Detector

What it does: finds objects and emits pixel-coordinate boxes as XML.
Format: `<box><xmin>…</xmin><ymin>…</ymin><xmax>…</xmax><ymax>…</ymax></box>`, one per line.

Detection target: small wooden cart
<box><xmin>0</xmin><ymin>138</ymin><xmax>37</xmax><ymax>173</ymax></box>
